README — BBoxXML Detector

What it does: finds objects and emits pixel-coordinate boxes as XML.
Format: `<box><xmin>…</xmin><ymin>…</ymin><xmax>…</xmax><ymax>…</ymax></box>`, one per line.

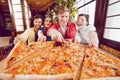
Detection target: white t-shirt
<box><xmin>75</xmin><ymin>24</ymin><xmax>96</xmax><ymax>44</ymax></box>
<box><xmin>60</xmin><ymin>26</ymin><xmax>67</xmax><ymax>36</ymax></box>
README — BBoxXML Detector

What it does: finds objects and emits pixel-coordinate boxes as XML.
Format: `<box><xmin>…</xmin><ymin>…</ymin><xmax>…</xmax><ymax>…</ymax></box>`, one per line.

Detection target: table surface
<box><xmin>0</xmin><ymin>37</ymin><xmax>11</xmax><ymax>48</ymax></box>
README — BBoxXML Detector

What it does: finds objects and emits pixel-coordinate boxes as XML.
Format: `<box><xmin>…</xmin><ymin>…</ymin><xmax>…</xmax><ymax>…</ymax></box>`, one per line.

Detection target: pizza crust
<box><xmin>0</xmin><ymin>73</ymin><xmax>73</xmax><ymax>80</ymax></box>
<box><xmin>0</xmin><ymin>42</ymin><xmax>22</xmax><ymax>71</ymax></box>
<box><xmin>0</xmin><ymin>59</ymin><xmax>7</xmax><ymax>72</ymax></box>
<box><xmin>81</xmin><ymin>77</ymin><xmax>120</xmax><ymax>80</ymax></box>
<box><xmin>6</xmin><ymin>41</ymin><xmax>27</xmax><ymax>60</ymax></box>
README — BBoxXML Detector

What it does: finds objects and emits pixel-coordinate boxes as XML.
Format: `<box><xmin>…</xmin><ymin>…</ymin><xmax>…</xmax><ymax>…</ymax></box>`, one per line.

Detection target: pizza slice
<box><xmin>80</xmin><ymin>47</ymin><xmax>120</xmax><ymax>80</ymax></box>
<box><xmin>0</xmin><ymin>42</ymin><xmax>86</xmax><ymax>80</ymax></box>
<box><xmin>5</xmin><ymin>41</ymin><xmax>36</xmax><ymax>68</ymax></box>
<box><xmin>0</xmin><ymin>47</ymin><xmax>72</xmax><ymax>79</ymax></box>
<box><xmin>3</xmin><ymin>41</ymin><xmax>55</xmax><ymax>69</ymax></box>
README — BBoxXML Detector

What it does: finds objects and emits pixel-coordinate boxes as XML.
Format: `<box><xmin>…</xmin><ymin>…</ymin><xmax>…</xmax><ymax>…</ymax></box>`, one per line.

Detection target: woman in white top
<box><xmin>75</xmin><ymin>14</ymin><xmax>99</xmax><ymax>48</ymax></box>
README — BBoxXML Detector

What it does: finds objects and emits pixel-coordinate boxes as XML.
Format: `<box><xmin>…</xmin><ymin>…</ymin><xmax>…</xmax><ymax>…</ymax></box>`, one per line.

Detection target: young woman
<box><xmin>75</xmin><ymin>14</ymin><xmax>99</xmax><ymax>48</ymax></box>
<box><xmin>37</xmin><ymin>14</ymin><xmax>53</xmax><ymax>41</ymax></box>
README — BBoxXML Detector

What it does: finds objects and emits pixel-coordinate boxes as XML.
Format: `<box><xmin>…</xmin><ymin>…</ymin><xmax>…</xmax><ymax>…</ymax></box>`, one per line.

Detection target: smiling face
<box><xmin>58</xmin><ymin>12</ymin><xmax>69</xmax><ymax>27</ymax></box>
<box><xmin>76</xmin><ymin>14</ymin><xmax>89</xmax><ymax>29</ymax></box>
<box><xmin>57</xmin><ymin>6</ymin><xmax>70</xmax><ymax>27</ymax></box>
<box><xmin>76</xmin><ymin>16</ymin><xmax>88</xmax><ymax>29</ymax></box>
<box><xmin>34</xmin><ymin>18</ymin><xmax>42</xmax><ymax>30</ymax></box>
<box><xmin>44</xmin><ymin>17</ymin><xmax>52</xmax><ymax>28</ymax></box>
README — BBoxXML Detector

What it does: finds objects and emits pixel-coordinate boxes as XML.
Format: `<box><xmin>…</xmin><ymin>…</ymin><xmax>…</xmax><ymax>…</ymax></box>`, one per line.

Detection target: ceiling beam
<box><xmin>35</xmin><ymin>0</ymin><xmax>54</xmax><ymax>12</ymax></box>
<box><xmin>0</xmin><ymin>3</ymin><xmax>7</xmax><ymax>5</ymax></box>
<box><xmin>39</xmin><ymin>1</ymin><xmax>54</xmax><ymax>11</ymax></box>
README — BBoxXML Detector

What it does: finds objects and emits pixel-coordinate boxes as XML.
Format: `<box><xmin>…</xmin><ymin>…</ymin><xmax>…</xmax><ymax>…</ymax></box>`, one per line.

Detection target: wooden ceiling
<box><xmin>0</xmin><ymin>0</ymin><xmax>9</xmax><ymax>12</ymax></box>
<box><xmin>28</xmin><ymin>0</ymin><xmax>55</xmax><ymax>13</ymax></box>
<box><xmin>0</xmin><ymin>0</ymin><xmax>55</xmax><ymax>14</ymax></box>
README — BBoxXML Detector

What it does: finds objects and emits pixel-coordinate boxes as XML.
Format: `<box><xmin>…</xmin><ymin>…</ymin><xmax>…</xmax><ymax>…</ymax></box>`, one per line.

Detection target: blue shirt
<box><xmin>41</xmin><ymin>27</ymin><xmax>52</xmax><ymax>41</ymax></box>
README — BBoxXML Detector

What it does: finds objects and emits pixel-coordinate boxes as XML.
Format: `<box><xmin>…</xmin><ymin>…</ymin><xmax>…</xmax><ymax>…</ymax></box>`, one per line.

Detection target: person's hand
<box><xmin>88</xmin><ymin>38</ymin><xmax>98</xmax><ymax>48</ymax></box>
<box><xmin>88</xmin><ymin>43</ymin><xmax>98</xmax><ymax>48</ymax></box>
<box><xmin>74</xmin><ymin>39</ymin><xmax>80</xmax><ymax>44</ymax></box>
<box><xmin>51</xmin><ymin>31</ymin><xmax>64</xmax><ymax>42</ymax></box>
<box><xmin>88</xmin><ymin>31</ymin><xmax>99</xmax><ymax>48</ymax></box>
<box><xmin>37</xmin><ymin>35</ymin><xmax>46</xmax><ymax>42</ymax></box>
<box><xmin>14</xmin><ymin>36</ymin><xmax>24</xmax><ymax>44</ymax></box>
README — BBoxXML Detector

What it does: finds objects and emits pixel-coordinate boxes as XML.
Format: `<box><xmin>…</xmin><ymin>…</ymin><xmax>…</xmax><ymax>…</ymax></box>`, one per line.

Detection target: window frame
<box><xmin>76</xmin><ymin>0</ymin><xmax>96</xmax><ymax>25</ymax></box>
<box><xmin>101</xmin><ymin>0</ymin><xmax>120</xmax><ymax>51</ymax></box>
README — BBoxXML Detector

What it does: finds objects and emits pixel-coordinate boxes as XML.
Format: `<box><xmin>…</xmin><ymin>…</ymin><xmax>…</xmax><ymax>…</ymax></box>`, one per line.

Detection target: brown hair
<box><xmin>33</xmin><ymin>14</ymin><xmax>43</xmax><ymax>20</ymax></box>
<box><xmin>30</xmin><ymin>14</ymin><xmax>43</xmax><ymax>27</ymax></box>
<box><xmin>78</xmin><ymin>14</ymin><xmax>89</xmax><ymax>26</ymax></box>
<box><xmin>44</xmin><ymin>14</ymin><xmax>53</xmax><ymax>24</ymax></box>
<box><xmin>57</xmin><ymin>6</ymin><xmax>69</xmax><ymax>14</ymax></box>
<box><xmin>44</xmin><ymin>14</ymin><xmax>53</xmax><ymax>20</ymax></box>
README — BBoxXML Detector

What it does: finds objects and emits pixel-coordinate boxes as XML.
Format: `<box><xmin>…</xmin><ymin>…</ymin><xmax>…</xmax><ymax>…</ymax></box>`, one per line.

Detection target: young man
<box><xmin>47</xmin><ymin>6</ymin><xmax>76</xmax><ymax>43</ymax></box>
<box><xmin>14</xmin><ymin>14</ymin><xmax>43</xmax><ymax>44</ymax></box>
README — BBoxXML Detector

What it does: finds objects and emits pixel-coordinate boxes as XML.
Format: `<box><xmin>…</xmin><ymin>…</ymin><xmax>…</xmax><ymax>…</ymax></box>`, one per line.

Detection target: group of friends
<box><xmin>14</xmin><ymin>6</ymin><xmax>99</xmax><ymax>48</ymax></box>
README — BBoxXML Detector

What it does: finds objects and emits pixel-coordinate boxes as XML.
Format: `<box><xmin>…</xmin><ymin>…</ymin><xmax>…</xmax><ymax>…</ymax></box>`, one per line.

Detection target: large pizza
<box><xmin>0</xmin><ymin>41</ymin><xmax>86</xmax><ymax>80</ymax></box>
<box><xmin>0</xmin><ymin>41</ymin><xmax>120</xmax><ymax>80</ymax></box>
<box><xmin>78</xmin><ymin>48</ymin><xmax>120</xmax><ymax>80</ymax></box>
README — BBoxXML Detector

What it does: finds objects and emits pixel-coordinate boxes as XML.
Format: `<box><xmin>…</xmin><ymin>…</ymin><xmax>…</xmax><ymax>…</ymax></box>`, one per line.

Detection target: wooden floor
<box><xmin>0</xmin><ymin>36</ymin><xmax>14</xmax><ymax>61</ymax></box>
<box><xmin>0</xmin><ymin>45</ymin><xmax>13</xmax><ymax>61</ymax></box>
<box><xmin>0</xmin><ymin>53</ymin><xmax>8</xmax><ymax>61</ymax></box>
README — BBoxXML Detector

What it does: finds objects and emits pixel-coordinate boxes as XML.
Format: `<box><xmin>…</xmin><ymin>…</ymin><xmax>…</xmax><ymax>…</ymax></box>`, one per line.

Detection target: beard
<box><xmin>34</xmin><ymin>25</ymin><xmax>41</xmax><ymax>30</ymax></box>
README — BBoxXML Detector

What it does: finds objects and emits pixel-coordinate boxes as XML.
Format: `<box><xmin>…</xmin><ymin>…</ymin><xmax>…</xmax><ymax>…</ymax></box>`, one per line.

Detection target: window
<box><xmin>12</xmin><ymin>0</ymin><xmax>24</xmax><ymax>32</ymax></box>
<box><xmin>103</xmin><ymin>1</ymin><xmax>120</xmax><ymax>42</ymax></box>
<box><xmin>75</xmin><ymin>0</ymin><xmax>96</xmax><ymax>25</ymax></box>
<box><xmin>24</xmin><ymin>0</ymin><xmax>31</xmax><ymax>29</ymax></box>
<box><xmin>8</xmin><ymin>0</ymin><xmax>31</xmax><ymax>32</ymax></box>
